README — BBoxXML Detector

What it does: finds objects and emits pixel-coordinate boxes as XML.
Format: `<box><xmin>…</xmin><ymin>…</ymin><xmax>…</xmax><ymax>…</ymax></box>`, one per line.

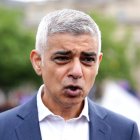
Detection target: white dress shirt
<box><xmin>37</xmin><ymin>85</ymin><xmax>90</xmax><ymax>140</ymax></box>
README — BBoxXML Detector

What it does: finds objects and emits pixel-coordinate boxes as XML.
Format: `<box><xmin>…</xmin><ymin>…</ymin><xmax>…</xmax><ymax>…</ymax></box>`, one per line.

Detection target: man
<box><xmin>0</xmin><ymin>9</ymin><xmax>139</xmax><ymax>140</ymax></box>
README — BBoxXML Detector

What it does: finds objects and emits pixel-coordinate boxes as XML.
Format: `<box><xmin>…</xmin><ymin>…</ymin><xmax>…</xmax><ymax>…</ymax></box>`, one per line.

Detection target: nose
<box><xmin>68</xmin><ymin>58</ymin><xmax>83</xmax><ymax>79</ymax></box>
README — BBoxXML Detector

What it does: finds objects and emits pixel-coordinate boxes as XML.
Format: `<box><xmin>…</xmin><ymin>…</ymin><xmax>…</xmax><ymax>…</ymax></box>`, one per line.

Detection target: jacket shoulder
<box><xmin>88</xmin><ymin>98</ymin><xmax>140</xmax><ymax>139</ymax></box>
<box><xmin>0</xmin><ymin>95</ymin><xmax>37</xmax><ymax>128</ymax></box>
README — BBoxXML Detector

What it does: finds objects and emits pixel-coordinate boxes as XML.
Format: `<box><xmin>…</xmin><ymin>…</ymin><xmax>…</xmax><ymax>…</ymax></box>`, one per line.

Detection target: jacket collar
<box><xmin>15</xmin><ymin>95</ymin><xmax>42</xmax><ymax>140</ymax></box>
<box><xmin>15</xmin><ymin>95</ymin><xmax>111</xmax><ymax>140</ymax></box>
<box><xmin>88</xmin><ymin>98</ymin><xmax>111</xmax><ymax>140</ymax></box>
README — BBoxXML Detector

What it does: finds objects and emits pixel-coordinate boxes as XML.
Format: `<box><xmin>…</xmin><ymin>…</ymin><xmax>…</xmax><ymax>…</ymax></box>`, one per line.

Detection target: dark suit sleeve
<box><xmin>130</xmin><ymin>122</ymin><xmax>140</xmax><ymax>140</ymax></box>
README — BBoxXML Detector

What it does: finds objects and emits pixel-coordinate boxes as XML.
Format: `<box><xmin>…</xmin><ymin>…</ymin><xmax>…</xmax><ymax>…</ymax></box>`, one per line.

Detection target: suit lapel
<box><xmin>14</xmin><ymin>96</ymin><xmax>111</xmax><ymax>140</ymax></box>
<box><xmin>88</xmin><ymin>99</ymin><xmax>111</xmax><ymax>140</ymax></box>
<box><xmin>15</xmin><ymin>95</ymin><xmax>42</xmax><ymax>140</ymax></box>
<box><xmin>89</xmin><ymin>116</ymin><xmax>111</xmax><ymax>140</ymax></box>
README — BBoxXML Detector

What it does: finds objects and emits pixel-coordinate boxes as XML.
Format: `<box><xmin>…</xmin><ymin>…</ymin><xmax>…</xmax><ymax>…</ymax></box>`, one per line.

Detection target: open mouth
<box><xmin>64</xmin><ymin>85</ymin><xmax>82</xmax><ymax>97</ymax></box>
<box><xmin>66</xmin><ymin>85</ymin><xmax>81</xmax><ymax>91</ymax></box>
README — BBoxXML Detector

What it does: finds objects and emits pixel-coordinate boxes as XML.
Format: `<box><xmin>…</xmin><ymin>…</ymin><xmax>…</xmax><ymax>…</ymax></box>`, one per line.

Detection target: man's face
<box><xmin>32</xmin><ymin>33</ymin><xmax>102</xmax><ymax>108</ymax></box>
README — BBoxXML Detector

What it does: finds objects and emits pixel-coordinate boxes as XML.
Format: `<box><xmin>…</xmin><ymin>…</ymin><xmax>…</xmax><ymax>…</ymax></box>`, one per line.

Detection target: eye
<box><xmin>81</xmin><ymin>57</ymin><xmax>96</xmax><ymax>66</ymax></box>
<box><xmin>53</xmin><ymin>56</ymin><xmax>71</xmax><ymax>64</ymax></box>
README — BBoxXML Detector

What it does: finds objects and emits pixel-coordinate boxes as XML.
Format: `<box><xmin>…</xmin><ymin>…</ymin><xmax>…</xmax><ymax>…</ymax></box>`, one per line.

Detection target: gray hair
<box><xmin>35</xmin><ymin>9</ymin><xmax>101</xmax><ymax>54</ymax></box>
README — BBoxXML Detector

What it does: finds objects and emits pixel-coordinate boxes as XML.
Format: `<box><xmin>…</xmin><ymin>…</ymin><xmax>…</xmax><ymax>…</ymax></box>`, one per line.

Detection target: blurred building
<box><xmin>1</xmin><ymin>0</ymin><xmax>140</xmax><ymax>92</ymax></box>
<box><xmin>100</xmin><ymin>1</ymin><xmax>140</xmax><ymax>93</ymax></box>
<box><xmin>0</xmin><ymin>0</ymin><xmax>140</xmax><ymax>85</ymax></box>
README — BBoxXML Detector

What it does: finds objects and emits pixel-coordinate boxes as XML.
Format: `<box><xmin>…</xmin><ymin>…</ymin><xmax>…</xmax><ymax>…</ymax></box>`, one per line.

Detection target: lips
<box><xmin>64</xmin><ymin>85</ymin><xmax>82</xmax><ymax>97</ymax></box>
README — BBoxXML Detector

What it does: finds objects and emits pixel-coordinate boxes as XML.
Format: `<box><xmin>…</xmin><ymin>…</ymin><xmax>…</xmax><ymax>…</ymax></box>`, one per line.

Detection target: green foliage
<box><xmin>0</xmin><ymin>7</ymin><xmax>134</xmax><ymax>92</ymax></box>
<box><xmin>0</xmin><ymin>6</ymin><xmax>41</xmax><ymax>91</ymax></box>
<box><xmin>132</xmin><ymin>45</ymin><xmax>140</xmax><ymax>66</ymax></box>
<box><xmin>89</xmin><ymin>12</ymin><xmax>133</xmax><ymax>84</ymax></box>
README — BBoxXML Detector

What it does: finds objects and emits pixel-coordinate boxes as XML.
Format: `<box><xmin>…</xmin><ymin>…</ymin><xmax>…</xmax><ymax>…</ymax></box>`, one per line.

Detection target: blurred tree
<box><xmin>0</xmin><ymin>6</ymin><xmax>41</xmax><ymax>93</ymax></box>
<box><xmin>0</xmin><ymin>7</ymin><xmax>134</xmax><ymax>94</ymax></box>
<box><xmin>89</xmin><ymin>12</ymin><xmax>133</xmax><ymax>86</ymax></box>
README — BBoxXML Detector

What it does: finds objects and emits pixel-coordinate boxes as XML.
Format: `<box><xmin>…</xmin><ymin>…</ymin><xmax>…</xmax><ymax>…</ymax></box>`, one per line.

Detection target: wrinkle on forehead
<box><xmin>45</xmin><ymin>33</ymin><xmax>98</xmax><ymax>54</ymax></box>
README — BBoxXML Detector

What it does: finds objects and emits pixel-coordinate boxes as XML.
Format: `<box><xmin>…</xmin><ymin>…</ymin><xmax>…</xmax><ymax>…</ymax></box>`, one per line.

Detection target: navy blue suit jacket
<box><xmin>0</xmin><ymin>95</ymin><xmax>139</xmax><ymax>140</ymax></box>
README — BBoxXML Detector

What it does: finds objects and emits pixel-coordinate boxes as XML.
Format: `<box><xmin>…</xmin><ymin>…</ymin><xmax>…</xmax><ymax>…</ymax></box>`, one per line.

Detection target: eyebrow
<box><xmin>81</xmin><ymin>52</ymin><xmax>97</xmax><ymax>57</ymax></box>
<box><xmin>53</xmin><ymin>50</ymin><xmax>97</xmax><ymax>57</ymax></box>
<box><xmin>53</xmin><ymin>50</ymin><xmax>71</xmax><ymax>55</ymax></box>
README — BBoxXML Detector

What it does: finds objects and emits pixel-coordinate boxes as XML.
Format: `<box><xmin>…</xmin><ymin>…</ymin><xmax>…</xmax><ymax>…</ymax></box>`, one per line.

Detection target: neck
<box><xmin>54</xmin><ymin>102</ymin><xmax>84</xmax><ymax>120</ymax></box>
<box><xmin>42</xmin><ymin>91</ymin><xmax>85</xmax><ymax>120</ymax></box>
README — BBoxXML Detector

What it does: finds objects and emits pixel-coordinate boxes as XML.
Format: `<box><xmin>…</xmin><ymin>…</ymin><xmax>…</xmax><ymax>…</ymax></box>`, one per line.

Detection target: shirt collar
<box><xmin>37</xmin><ymin>85</ymin><xmax>53</xmax><ymax>122</ymax></box>
<box><xmin>79</xmin><ymin>97</ymin><xmax>90</xmax><ymax>121</ymax></box>
<box><xmin>37</xmin><ymin>85</ymin><xmax>90</xmax><ymax>122</ymax></box>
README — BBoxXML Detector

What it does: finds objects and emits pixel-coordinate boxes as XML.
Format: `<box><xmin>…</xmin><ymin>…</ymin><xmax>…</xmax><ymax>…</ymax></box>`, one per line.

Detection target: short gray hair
<box><xmin>35</xmin><ymin>9</ymin><xmax>101</xmax><ymax>54</ymax></box>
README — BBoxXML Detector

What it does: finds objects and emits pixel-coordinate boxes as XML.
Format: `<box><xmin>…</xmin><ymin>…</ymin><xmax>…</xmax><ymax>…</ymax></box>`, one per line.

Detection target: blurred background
<box><xmin>0</xmin><ymin>0</ymin><xmax>140</xmax><ymax>133</ymax></box>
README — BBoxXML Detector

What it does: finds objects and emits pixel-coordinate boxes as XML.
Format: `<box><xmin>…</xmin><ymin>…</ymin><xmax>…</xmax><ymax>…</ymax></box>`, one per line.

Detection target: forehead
<box><xmin>46</xmin><ymin>33</ymin><xmax>98</xmax><ymax>53</ymax></box>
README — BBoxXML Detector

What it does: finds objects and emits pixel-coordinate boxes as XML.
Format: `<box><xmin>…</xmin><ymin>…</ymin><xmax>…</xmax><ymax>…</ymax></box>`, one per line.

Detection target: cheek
<box><xmin>85</xmin><ymin>68</ymin><xmax>98</xmax><ymax>87</ymax></box>
<box><xmin>86</xmin><ymin>66</ymin><xmax>97</xmax><ymax>79</ymax></box>
<box><xmin>45</xmin><ymin>66</ymin><xmax>66</xmax><ymax>84</ymax></box>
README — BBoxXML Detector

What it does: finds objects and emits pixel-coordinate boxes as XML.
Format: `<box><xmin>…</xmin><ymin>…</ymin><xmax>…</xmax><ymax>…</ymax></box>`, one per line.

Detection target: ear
<box><xmin>30</xmin><ymin>50</ymin><xmax>42</xmax><ymax>76</ymax></box>
<box><xmin>96</xmin><ymin>52</ymin><xmax>103</xmax><ymax>75</ymax></box>
<box><xmin>99</xmin><ymin>52</ymin><xmax>103</xmax><ymax>63</ymax></box>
